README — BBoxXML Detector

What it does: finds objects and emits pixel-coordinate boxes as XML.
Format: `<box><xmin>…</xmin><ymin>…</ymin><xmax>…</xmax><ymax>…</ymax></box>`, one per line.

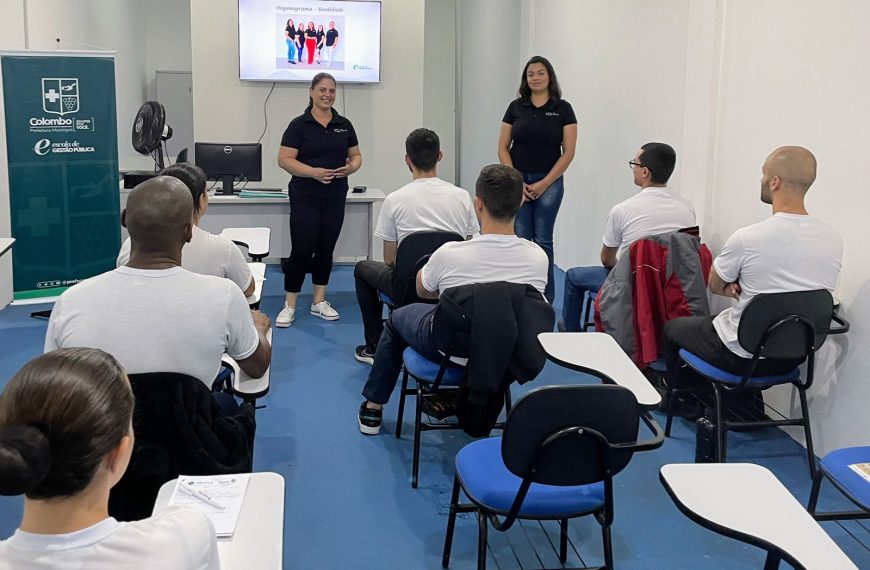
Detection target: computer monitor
<box><xmin>194</xmin><ymin>142</ymin><xmax>262</xmax><ymax>195</ymax></box>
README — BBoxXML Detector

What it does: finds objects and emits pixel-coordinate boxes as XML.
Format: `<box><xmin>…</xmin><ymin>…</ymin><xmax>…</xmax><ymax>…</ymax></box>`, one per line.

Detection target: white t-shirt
<box><xmin>374</xmin><ymin>177</ymin><xmax>479</xmax><ymax>243</ymax></box>
<box><xmin>602</xmin><ymin>186</ymin><xmax>696</xmax><ymax>257</ymax></box>
<box><xmin>44</xmin><ymin>266</ymin><xmax>259</xmax><ymax>386</ymax></box>
<box><xmin>420</xmin><ymin>233</ymin><xmax>548</xmax><ymax>296</ymax></box>
<box><xmin>712</xmin><ymin>213</ymin><xmax>843</xmax><ymax>358</ymax></box>
<box><xmin>0</xmin><ymin>507</ymin><xmax>219</xmax><ymax>570</ymax></box>
<box><xmin>117</xmin><ymin>226</ymin><xmax>253</xmax><ymax>292</ymax></box>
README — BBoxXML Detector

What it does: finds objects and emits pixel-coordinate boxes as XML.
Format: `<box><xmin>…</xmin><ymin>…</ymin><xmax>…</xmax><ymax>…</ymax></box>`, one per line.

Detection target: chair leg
<box><xmin>664</xmin><ymin>388</ymin><xmax>677</xmax><ymax>437</ymax></box>
<box><xmin>476</xmin><ymin>510</ymin><xmax>488</xmax><ymax>570</ymax></box>
<box><xmin>601</xmin><ymin>520</ymin><xmax>614</xmax><ymax>570</ymax></box>
<box><xmin>396</xmin><ymin>369</ymin><xmax>410</xmax><ymax>439</ymax></box>
<box><xmin>442</xmin><ymin>476</ymin><xmax>462</xmax><ymax>568</ymax></box>
<box><xmin>412</xmin><ymin>383</ymin><xmax>424</xmax><ymax>489</ymax></box>
<box><xmin>798</xmin><ymin>387</ymin><xmax>818</xmax><ymax>479</ymax></box>
<box><xmin>807</xmin><ymin>467</ymin><xmax>825</xmax><ymax>516</ymax></box>
<box><xmin>559</xmin><ymin>519</ymin><xmax>569</xmax><ymax>564</ymax></box>
<box><xmin>763</xmin><ymin>550</ymin><xmax>782</xmax><ymax>570</ymax></box>
<box><xmin>504</xmin><ymin>386</ymin><xmax>512</xmax><ymax>415</ymax></box>
<box><xmin>712</xmin><ymin>384</ymin><xmax>727</xmax><ymax>463</ymax></box>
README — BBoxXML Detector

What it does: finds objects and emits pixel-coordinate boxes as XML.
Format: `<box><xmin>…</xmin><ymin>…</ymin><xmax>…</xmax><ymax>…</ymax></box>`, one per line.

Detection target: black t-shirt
<box><xmin>305</xmin><ymin>29</ymin><xmax>317</xmax><ymax>39</ymax></box>
<box><xmin>296</xmin><ymin>29</ymin><xmax>305</xmax><ymax>44</ymax></box>
<box><xmin>316</xmin><ymin>30</ymin><xmax>325</xmax><ymax>45</ymax></box>
<box><xmin>280</xmin><ymin>108</ymin><xmax>359</xmax><ymax>198</ymax></box>
<box><xmin>285</xmin><ymin>26</ymin><xmax>295</xmax><ymax>40</ymax></box>
<box><xmin>502</xmin><ymin>98</ymin><xmax>577</xmax><ymax>174</ymax></box>
<box><xmin>326</xmin><ymin>29</ymin><xmax>339</xmax><ymax>47</ymax></box>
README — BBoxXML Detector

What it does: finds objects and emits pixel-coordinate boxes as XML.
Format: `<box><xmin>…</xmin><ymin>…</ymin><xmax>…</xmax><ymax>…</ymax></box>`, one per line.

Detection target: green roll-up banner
<box><xmin>1</xmin><ymin>52</ymin><xmax>120</xmax><ymax>301</ymax></box>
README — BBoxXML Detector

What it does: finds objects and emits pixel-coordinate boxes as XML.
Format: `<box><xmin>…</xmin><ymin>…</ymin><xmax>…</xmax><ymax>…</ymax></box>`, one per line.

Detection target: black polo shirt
<box><xmin>326</xmin><ymin>28</ymin><xmax>339</xmax><ymax>47</ymax></box>
<box><xmin>305</xmin><ymin>29</ymin><xmax>317</xmax><ymax>39</ymax></box>
<box><xmin>285</xmin><ymin>26</ymin><xmax>296</xmax><ymax>41</ymax></box>
<box><xmin>316</xmin><ymin>30</ymin><xmax>325</xmax><ymax>45</ymax></box>
<box><xmin>502</xmin><ymin>97</ymin><xmax>577</xmax><ymax>174</ymax></box>
<box><xmin>280</xmin><ymin>108</ymin><xmax>359</xmax><ymax>198</ymax></box>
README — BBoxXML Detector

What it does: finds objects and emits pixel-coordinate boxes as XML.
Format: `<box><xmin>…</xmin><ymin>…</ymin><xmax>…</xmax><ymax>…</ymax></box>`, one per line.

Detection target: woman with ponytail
<box><xmin>0</xmin><ymin>348</ymin><xmax>219</xmax><ymax>569</ymax></box>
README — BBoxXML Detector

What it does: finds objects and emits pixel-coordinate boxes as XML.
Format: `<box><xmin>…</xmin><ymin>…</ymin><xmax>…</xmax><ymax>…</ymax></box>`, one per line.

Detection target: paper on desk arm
<box><xmin>848</xmin><ymin>463</ymin><xmax>870</xmax><ymax>484</ymax></box>
<box><xmin>168</xmin><ymin>474</ymin><xmax>250</xmax><ymax>537</ymax></box>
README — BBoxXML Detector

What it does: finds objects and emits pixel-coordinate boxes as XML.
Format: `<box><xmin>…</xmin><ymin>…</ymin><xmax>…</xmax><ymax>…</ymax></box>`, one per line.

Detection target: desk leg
<box><xmin>367</xmin><ymin>201</ymin><xmax>373</xmax><ymax>261</ymax></box>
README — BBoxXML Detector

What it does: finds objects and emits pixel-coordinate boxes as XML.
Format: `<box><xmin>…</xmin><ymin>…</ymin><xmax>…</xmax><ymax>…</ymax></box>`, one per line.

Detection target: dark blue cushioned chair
<box><xmin>664</xmin><ymin>290</ymin><xmax>846</xmax><ymax>478</ymax></box>
<box><xmin>808</xmin><ymin>446</ymin><xmax>870</xmax><ymax>522</ymax></box>
<box><xmin>442</xmin><ymin>385</ymin><xmax>664</xmax><ymax>570</ymax></box>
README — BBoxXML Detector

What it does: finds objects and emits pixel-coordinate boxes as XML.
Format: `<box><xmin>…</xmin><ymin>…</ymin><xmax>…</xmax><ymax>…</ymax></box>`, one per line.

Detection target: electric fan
<box><xmin>131</xmin><ymin>101</ymin><xmax>173</xmax><ymax>170</ymax></box>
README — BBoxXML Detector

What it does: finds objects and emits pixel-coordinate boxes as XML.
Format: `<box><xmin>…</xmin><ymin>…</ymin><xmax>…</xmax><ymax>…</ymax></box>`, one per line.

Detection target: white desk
<box><xmin>222</xmin><ymin>328</ymin><xmax>272</xmax><ymax>402</ymax></box>
<box><xmin>660</xmin><ymin>463</ymin><xmax>857</xmax><ymax>570</ymax></box>
<box><xmin>153</xmin><ymin>472</ymin><xmax>285</xmax><ymax>570</ymax></box>
<box><xmin>120</xmin><ymin>188</ymin><xmax>386</xmax><ymax>263</ymax></box>
<box><xmin>223</xmin><ymin>228</ymin><xmax>271</xmax><ymax>261</ymax></box>
<box><xmin>538</xmin><ymin>332</ymin><xmax>662</xmax><ymax>408</ymax></box>
<box><xmin>0</xmin><ymin>238</ymin><xmax>15</xmax><ymax>309</ymax></box>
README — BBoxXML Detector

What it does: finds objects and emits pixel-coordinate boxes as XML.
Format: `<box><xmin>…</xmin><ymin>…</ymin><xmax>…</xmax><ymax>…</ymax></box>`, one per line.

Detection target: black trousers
<box><xmin>663</xmin><ymin>316</ymin><xmax>803</xmax><ymax>389</ymax></box>
<box><xmin>354</xmin><ymin>260</ymin><xmax>395</xmax><ymax>349</ymax></box>
<box><xmin>283</xmin><ymin>192</ymin><xmax>346</xmax><ymax>293</ymax></box>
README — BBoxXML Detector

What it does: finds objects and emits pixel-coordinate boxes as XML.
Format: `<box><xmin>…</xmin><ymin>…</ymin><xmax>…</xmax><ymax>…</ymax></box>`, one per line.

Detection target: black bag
<box><xmin>695</xmin><ymin>413</ymin><xmax>717</xmax><ymax>463</ymax></box>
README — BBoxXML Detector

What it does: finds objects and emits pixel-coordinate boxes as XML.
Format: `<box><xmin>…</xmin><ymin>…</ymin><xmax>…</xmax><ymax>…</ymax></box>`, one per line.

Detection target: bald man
<box><xmin>662</xmin><ymin>146</ymin><xmax>842</xmax><ymax>393</ymax></box>
<box><xmin>45</xmin><ymin>176</ymin><xmax>272</xmax><ymax>389</ymax></box>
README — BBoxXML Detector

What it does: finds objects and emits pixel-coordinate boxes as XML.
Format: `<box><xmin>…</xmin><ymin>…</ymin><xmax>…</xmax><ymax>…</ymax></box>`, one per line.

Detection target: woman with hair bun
<box><xmin>0</xmin><ymin>348</ymin><xmax>219</xmax><ymax>569</ymax></box>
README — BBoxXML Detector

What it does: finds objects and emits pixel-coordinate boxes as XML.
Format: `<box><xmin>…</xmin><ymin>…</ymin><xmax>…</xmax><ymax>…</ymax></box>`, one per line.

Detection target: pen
<box><xmin>180</xmin><ymin>482</ymin><xmax>226</xmax><ymax>511</ymax></box>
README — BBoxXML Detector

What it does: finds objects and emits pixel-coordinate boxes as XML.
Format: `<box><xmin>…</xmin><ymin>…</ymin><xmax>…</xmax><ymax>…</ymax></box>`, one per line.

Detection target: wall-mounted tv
<box><xmin>239</xmin><ymin>0</ymin><xmax>382</xmax><ymax>83</ymax></box>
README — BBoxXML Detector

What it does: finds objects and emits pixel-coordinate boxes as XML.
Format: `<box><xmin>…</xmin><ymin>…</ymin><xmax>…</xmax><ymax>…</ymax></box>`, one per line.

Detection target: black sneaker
<box><xmin>354</xmin><ymin>345</ymin><xmax>375</xmax><ymax>365</ymax></box>
<box><xmin>358</xmin><ymin>402</ymin><xmax>382</xmax><ymax>435</ymax></box>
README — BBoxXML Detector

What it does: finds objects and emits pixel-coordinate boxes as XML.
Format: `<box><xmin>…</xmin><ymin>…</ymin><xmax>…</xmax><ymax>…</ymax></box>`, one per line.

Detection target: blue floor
<box><xmin>1</xmin><ymin>265</ymin><xmax>868</xmax><ymax>569</ymax></box>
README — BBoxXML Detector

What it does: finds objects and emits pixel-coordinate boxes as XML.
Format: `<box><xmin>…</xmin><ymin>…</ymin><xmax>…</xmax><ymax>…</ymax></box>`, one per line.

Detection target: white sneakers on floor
<box><xmin>275</xmin><ymin>304</ymin><xmax>296</xmax><ymax>328</ymax></box>
<box><xmin>275</xmin><ymin>300</ymin><xmax>339</xmax><ymax>327</ymax></box>
<box><xmin>310</xmin><ymin>300</ymin><xmax>340</xmax><ymax>320</ymax></box>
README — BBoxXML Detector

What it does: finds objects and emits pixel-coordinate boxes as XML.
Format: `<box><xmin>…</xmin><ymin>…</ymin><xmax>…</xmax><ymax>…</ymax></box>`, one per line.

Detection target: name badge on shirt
<box><xmin>545</xmin><ymin>112</ymin><xmax>559</xmax><ymax>117</ymax></box>
<box><xmin>333</xmin><ymin>128</ymin><xmax>348</xmax><ymax>133</ymax></box>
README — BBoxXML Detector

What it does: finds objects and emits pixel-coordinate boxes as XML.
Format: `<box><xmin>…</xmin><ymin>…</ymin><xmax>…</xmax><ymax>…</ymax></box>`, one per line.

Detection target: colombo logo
<box><xmin>42</xmin><ymin>78</ymin><xmax>79</xmax><ymax>116</ymax></box>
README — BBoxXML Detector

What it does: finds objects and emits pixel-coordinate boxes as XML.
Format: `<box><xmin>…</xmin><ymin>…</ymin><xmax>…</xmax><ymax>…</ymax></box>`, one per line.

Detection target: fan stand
<box><xmin>155</xmin><ymin>142</ymin><xmax>166</xmax><ymax>171</ymax></box>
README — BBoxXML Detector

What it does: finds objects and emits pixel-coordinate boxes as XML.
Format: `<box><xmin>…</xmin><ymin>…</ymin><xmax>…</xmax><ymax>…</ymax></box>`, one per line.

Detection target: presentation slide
<box><xmin>239</xmin><ymin>0</ymin><xmax>381</xmax><ymax>83</ymax></box>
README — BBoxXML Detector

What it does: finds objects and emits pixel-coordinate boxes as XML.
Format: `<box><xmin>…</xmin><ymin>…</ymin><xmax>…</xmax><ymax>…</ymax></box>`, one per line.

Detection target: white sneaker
<box><xmin>275</xmin><ymin>304</ymin><xmax>296</xmax><ymax>328</ymax></box>
<box><xmin>310</xmin><ymin>300</ymin><xmax>340</xmax><ymax>321</ymax></box>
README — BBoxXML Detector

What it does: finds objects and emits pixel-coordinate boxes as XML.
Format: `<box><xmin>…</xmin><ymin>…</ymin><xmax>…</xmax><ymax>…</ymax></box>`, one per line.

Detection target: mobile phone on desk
<box><xmin>352</xmin><ymin>186</ymin><xmax>367</xmax><ymax>193</ymax></box>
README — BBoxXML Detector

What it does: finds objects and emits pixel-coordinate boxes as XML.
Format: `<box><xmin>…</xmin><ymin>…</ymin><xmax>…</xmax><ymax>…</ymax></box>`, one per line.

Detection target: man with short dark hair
<box><xmin>352</xmin><ymin>128</ymin><xmax>478</xmax><ymax>364</ymax></box>
<box><xmin>45</xmin><ymin>177</ymin><xmax>272</xmax><ymax>393</ymax></box>
<box><xmin>357</xmin><ymin>164</ymin><xmax>548</xmax><ymax>435</ymax></box>
<box><xmin>663</xmin><ymin>146</ymin><xmax>842</xmax><ymax>387</ymax></box>
<box><xmin>560</xmin><ymin>142</ymin><xmax>696</xmax><ymax>331</ymax></box>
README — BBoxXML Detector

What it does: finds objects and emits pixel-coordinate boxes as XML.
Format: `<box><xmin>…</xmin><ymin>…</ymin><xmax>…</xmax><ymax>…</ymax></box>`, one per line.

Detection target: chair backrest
<box><xmin>175</xmin><ymin>147</ymin><xmax>189</xmax><ymax>163</ymax></box>
<box><xmin>392</xmin><ymin>231</ymin><xmax>464</xmax><ymax>306</ymax></box>
<box><xmin>501</xmin><ymin>385</ymin><xmax>640</xmax><ymax>486</ymax></box>
<box><xmin>737</xmin><ymin>290</ymin><xmax>833</xmax><ymax>359</ymax></box>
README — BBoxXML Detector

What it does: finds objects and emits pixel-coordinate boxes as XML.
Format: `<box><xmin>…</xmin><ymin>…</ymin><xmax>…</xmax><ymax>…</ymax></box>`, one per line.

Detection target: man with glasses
<box><xmin>559</xmin><ymin>142</ymin><xmax>696</xmax><ymax>331</ymax></box>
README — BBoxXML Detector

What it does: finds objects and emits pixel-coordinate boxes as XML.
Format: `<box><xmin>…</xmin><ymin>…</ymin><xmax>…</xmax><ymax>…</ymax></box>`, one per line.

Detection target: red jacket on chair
<box><xmin>595</xmin><ymin>228</ymin><xmax>713</xmax><ymax>367</ymax></box>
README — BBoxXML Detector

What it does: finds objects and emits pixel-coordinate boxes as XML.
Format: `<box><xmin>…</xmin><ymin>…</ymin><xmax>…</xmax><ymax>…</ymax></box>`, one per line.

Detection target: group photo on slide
<box><xmin>279</xmin><ymin>15</ymin><xmax>343</xmax><ymax>70</ymax></box>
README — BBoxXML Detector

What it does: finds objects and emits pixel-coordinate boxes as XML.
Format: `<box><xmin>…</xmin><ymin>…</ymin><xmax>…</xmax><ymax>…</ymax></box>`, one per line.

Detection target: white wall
<box><xmin>530</xmin><ymin>0</ymin><xmax>692</xmax><ymax>267</ymax></box>
<box><xmin>457</xmin><ymin>0</ymin><xmax>524</xmax><ymax>191</ymax></box>
<box><xmin>423</xmin><ymin>0</ymin><xmax>457</xmax><ymax>184</ymax></box>
<box><xmin>190</xmin><ymin>0</ymin><xmax>426</xmax><ymax>194</ymax></box>
<box><xmin>691</xmin><ymin>0</ymin><xmax>870</xmax><ymax>454</ymax></box>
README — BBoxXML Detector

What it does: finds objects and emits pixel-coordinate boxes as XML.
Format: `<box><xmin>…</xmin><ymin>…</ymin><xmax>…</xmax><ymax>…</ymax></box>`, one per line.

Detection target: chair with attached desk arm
<box><xmin>807</xmin><ymin>446</ymin><xmax>870</xmax><ymax>522</ymax></box>
<box><xmin>221</xmin><ymin>227</ymin><xmax>271</xmax><ymax>262</ymax></box>
<box><xmin>663</xmin><ymin>289</ymin><xmax>849</xmax><ymax>478</ymax></box>
<box><xmin>442</xmin><ymin>384</ymin><xmax>664</xmax><ymax>570</ymax></box>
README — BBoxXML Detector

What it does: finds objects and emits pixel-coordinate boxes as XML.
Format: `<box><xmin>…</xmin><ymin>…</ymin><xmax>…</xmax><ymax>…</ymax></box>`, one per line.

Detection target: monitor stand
<box><xmin>218</xmin><ymin>175</ymin><xmax>237</xmax><ymax>195</ymax></box>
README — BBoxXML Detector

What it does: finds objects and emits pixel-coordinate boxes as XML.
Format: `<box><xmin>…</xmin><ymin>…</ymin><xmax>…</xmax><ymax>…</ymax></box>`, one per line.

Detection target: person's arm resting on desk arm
<box><xmin>236</xmin><ymin>310</ymin><xmax>273</xmax><ymax>378</ymax></box>
<box><xmin>600</xmin><ymin>245</ymin><xmax>618</xmax><ymax>269</ymax></box>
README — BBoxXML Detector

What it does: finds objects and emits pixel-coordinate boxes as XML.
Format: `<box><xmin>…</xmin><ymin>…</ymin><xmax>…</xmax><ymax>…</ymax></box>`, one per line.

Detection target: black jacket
<box><xmin>108</xmin><ymin>372</ymin><xmax>256</xmax><ymax>521</ymax></box>
<box><xmin>435</xmin><ymin>282</ymin><xmax>554</xmax><ymax>435</ymax></box>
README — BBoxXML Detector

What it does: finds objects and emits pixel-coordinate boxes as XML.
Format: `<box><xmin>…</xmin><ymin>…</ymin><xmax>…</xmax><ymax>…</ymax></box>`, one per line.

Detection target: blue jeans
<box><xmin>514</xmin><ymin>173</ymin><xmax>564</xmax><ymax>303</ymax></box>
<box><xmin>362</xmin><ymin>303</ymin><xmax>441</xmax><ymax>405</ymax></box>
<box><xmin>561</xmin><ymin>266</ymin><xmax>610</xmax><ymax>331</ymax></box>
<box><xmin>286</xmin><ymin>39</ymin><xmax>296</xmax><ymax>61</ymax></box>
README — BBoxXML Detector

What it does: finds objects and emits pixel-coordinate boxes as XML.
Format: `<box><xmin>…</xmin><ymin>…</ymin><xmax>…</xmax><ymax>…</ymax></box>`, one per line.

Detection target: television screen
<box><xmin>238</xmin><ymin>0</ymin><xmax>382</xmax><ymax>83</ymax></box>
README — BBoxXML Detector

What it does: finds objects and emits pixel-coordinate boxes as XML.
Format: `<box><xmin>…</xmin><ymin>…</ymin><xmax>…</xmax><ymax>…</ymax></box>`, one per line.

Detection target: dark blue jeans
<box><xmin>362</xmin><ymin>303</ymin><xmax>441</xmax><ymax>405</ymax></box>
<box><xmin>514</xmin><ymin>173</ymin><xmax>564</xmax><ymax>303</ymax></box>
<box><xmin>561</xmin><ymin>266</ymin><xmax>610</xmax><ymax>331</ymax></box>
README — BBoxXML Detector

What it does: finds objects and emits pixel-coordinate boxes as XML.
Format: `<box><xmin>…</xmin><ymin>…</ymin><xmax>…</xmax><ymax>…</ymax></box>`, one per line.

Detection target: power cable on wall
<box><xmin>256</xmin><ymin>81</ymin><xmax>277</xmax><ymax>145</ymax></box>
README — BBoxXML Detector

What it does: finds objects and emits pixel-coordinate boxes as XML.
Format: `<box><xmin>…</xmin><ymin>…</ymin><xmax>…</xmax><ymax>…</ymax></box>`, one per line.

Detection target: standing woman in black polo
<box><xmin>498</xmin><ymin>56</ymin><xmax>578</xmax><ymax>304</ymax></box>
<box><xmin>276</xmin><ymin>72</ymin><xmax>362</xmax><ymax>327</ymax></box>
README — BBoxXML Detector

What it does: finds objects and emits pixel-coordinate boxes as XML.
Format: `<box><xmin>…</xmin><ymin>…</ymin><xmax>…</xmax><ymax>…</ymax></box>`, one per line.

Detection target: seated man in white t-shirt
<box><xmin>560</xmin><ymin>142</ymin><xmax>696</xmax><ymax>331</ymax></box>
<box><xmin>117</xmin><ymin>163</ymin><xmax>255</xmax><ymax>298</ymax></box>
<box><xmin>353</xmin><ymin>128</ymin><xmax>479</xmax><ymax>364</ymax></box>
<box><xmin>45</xmin><ymin>176</ymin><xmax>272</xmax><ymax>394</ymax></box>
<box><xmin>357</xmin><ymin>164</ymin><xmax>547</xmax><ymax>435</ymax></box>
<box><xmin>663</xmin><ymin>146</ymin><xmax>842</xmax><ymax>389</ymax></box>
